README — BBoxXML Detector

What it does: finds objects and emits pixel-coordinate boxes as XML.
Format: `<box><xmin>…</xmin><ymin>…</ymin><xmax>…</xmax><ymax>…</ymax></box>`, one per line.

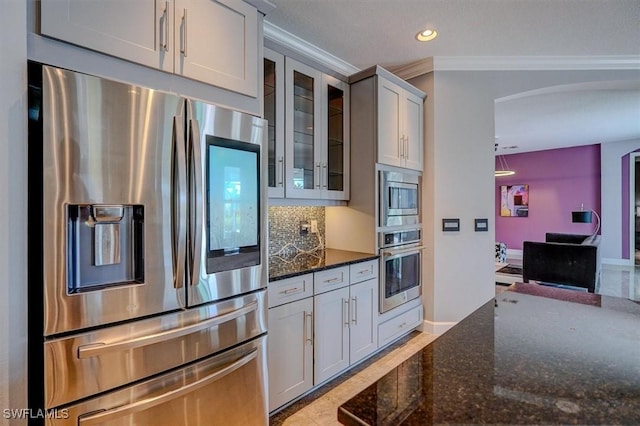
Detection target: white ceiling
<box><xmin>264</xmin><ymin>0</ymin><xmax>640</xmax><ymax>154</ymax></box>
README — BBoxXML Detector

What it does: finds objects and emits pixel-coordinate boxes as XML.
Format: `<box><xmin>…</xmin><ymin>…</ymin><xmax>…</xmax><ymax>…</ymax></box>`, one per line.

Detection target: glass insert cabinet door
<box><xmin>263</xmin><ymin>48</ymin><xmax>285</xmax><ymax>198</ymax></box>
<box><xmin>323</xmin><ymin>74</ymin><xmax>349</xmax><ymax>200</ymax></box>
<box><xmin>285</xmin><ymin>58</ymin><xmax>322</xmax><ymax>198</ymax></box>
<box><xmin>285</xmin><ymin>58</ymin><xmax>350</xmax><ymax>200</ymax></box>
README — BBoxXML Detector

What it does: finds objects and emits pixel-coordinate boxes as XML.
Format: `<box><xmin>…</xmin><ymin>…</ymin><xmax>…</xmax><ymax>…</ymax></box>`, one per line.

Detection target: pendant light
<box><xmin>495</xmin><ymin>143</ymin><xmax>515</xmax><ymax>177</ymax></box>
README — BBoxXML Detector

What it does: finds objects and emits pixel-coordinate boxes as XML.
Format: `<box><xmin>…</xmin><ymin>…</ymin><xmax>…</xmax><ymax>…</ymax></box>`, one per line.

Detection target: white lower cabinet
<box><xmin>267</xmin><ymin>297</ymin><xmax>313</xmax><ymax>412</ymax></box>
<box><xmin>378</xmin><ymin>303</ymin><xmax>423</xmax><ymax>348</ymax></box>
<box><xmin>349</xmin><ymin>278</ymin><xmax>378</xmax><ymax>364</ymax></box>
<box><xmin>313</xmin><ymin>286</ymin><xmax>350</xmax><ymax>384</ymax></box>
<box><xmin>313</xmin><ymin>278</ymin><xmax>377</xmax><ymax>384</ymax></box>
<box><xmin>268</xmin><ymin>260</ymin><xmax>380</xmax><ymax>412</ymax></box>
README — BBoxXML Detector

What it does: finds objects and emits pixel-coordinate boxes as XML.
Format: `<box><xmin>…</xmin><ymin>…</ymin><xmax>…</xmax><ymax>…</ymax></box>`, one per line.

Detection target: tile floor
<box><xmin>269</xmin><ymin>261</ymin><xmax>640</xmax><ymax>425</ymax></box>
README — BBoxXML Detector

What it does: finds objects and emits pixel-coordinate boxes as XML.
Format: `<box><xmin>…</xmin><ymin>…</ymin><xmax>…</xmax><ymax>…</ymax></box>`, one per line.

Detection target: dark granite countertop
<box><xmin>339</xmin><ymin>283</ymin><xmax>640</xmax><ymax>425</ymax></box>
<box><xmin>269</xmin><ymin>248</ymin><xmax>378</xmax><ymax>282</ymax></box>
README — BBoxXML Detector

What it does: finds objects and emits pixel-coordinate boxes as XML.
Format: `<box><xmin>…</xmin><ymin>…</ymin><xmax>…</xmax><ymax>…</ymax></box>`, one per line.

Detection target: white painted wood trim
<box><xmin>602</xmin><ymin>257</ymin><xmax>634</xmax><ymax>266</ymax></box>
<box><xmin>393</xmin><ymin>55</ymin><xmax>640</xmax><ymax>79</ymax></box>
<box><xmin>263</xmin><ymin>21</ymin><xmax>360</xmax><ymax>77</ymax></box>
<box><xmin>433</xmin><ymin>55</ymin><xmax>640</xmax><ymax>71</ymax></box>
<box><xmin>421</xmin><ymin>319</ymin><xmax>456</xmax><ymax>335</ymax></box>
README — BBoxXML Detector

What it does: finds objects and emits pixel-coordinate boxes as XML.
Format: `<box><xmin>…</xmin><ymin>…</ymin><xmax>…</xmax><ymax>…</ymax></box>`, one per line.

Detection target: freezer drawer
<box><xmin>43</xmin><ymin>290</ymin><xmax>266</xmax><ymax>409</ymax></box>
<box><xmin>48</xmin><ymin>335</ymin><xmax>268</xmax><ymax>426</ymax></box>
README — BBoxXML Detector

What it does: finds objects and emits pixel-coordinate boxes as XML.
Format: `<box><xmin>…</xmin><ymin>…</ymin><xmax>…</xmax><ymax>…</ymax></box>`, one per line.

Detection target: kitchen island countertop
<box><xmin>338</xmin><ymin>283</ymin><xmax>640</xmax><ymax>425</ymax></box>
<box><xmin>269</xmin><ymin>248</ymin><xmax>378</xmax><ymax>282</ymax></box>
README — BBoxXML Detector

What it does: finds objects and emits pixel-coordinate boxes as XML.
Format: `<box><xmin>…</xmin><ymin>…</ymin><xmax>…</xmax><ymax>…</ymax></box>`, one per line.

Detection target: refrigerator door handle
<box><xmin>172</xmin><ymin>116</ymin><xmax>187</xmax><ymax>289</ymax></box>
<box><xmin>77</xmin><ymin>348</ymin><xmax>258</xmax><ymax>426</ymax></box>
<box><xmin>77</xmin><ymin>300</ymin><xmax>259</xmax><ymax>359</ymax></box>
<box><xmin>188</xmin><ymin>118</ymin><xmax>203</xmax><ymax>287</ymax></box>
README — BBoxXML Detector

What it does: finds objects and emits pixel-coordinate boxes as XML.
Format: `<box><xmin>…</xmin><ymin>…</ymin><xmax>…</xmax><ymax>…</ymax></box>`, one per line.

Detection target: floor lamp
<box><xmin>571</xmin><ymin>206</ymin><xmax>601</xmax><ymax>242</ymax></box>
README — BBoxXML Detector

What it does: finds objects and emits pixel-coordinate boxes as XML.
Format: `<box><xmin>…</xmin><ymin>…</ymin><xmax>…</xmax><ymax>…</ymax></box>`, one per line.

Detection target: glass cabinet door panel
<box><xmin>292</xmin><ymin>71</ymin><xmax>315</xmax><ymax>190</ymax></box>
<box><xmin>264</xmin><ymin>58</ymin><xmax>276</xmax><ymax>188</ymax></box>
<box><xmin>327</xmin><ymin>84</ymin><xmax>344</xmax><ymax>191</ymax></box>
<box><xmin>264</xmin><ymin>49</ymin><xmax>285</xmax><ymax>198</ymax></box>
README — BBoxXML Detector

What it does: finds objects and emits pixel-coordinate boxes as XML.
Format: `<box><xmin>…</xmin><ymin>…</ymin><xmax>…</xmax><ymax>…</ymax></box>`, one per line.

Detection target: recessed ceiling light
<box><xmin>416</xmin><ymin>29</ymin><xmax>438</xmax><ymax>42</ymax></box>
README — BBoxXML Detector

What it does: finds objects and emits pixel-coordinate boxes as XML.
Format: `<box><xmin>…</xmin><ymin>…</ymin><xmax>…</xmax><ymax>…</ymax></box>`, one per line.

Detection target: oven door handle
<box><xmin>77</xmin><ymin>348</ymin><xmax>258</xmax><ymax>426</ymax></box>
<box><xmin>77</xmin><ymin>301</ymin><xmax>258</xmax><ymax>359</ymax></box>
<box><xmin>382</xmin><ymin>245</ymin><xmax>427</xmax><ymax>257</ymax></box>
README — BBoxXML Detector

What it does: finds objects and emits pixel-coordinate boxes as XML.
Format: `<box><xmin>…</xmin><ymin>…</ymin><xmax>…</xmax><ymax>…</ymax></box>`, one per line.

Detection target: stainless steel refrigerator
<box><xmin>27</xmin><ymin>62</ymin><xmax>268</xmax><ymax>425</ymax></box>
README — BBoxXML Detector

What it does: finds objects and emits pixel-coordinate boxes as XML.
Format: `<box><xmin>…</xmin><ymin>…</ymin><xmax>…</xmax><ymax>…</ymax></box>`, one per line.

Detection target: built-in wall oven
<box><xmin>379</xmin><ymin>228</ymin><xmax>424</xmax><ymax>313</ymax></box>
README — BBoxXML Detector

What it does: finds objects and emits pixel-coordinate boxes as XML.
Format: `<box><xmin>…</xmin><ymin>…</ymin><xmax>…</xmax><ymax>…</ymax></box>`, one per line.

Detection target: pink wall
<box><xmin>495</xmin><ymin>144</ymin><xmax>601</xmax><ymax>251</ymax></box>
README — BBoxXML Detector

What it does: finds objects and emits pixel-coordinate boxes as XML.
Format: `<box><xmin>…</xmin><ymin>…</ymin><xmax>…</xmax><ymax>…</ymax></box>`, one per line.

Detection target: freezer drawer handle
<box><xmin>78</xmin><ymin>348</ymin><xmax>258</xmax><ymax>426</ymax></box>
<box><xmin>77</xmin><ymin>301</ymin><xmax>258</xmax><ymax>359</ymax></box>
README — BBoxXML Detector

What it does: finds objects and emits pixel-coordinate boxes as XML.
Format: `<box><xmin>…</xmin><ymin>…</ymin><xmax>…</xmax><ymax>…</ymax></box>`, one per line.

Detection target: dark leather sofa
<box><xmin>522</xmin><ymin>233</ymin><xmax>601</xmax><ymax>293</ymax></box>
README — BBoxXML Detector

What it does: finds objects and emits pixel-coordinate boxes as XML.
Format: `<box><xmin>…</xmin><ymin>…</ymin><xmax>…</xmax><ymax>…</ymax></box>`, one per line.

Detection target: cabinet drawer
<box><xmin>378</xmin><ymin>305</ymin><xmax>422</xmax><ymax>347</ymax></box>
<box><xmin>268</xmin><ymin>274</ymin><xmax>313</xmax><ymax>308</ymax></box>
<box><xmin>349</xmin><ymin>259</ymin><xmax>378</xmax><ymax>284</ymax></box>
<box><xmin>314</xmin><ymin>266</ymin><xmax>349</xmax><ymax>294</ymax></box>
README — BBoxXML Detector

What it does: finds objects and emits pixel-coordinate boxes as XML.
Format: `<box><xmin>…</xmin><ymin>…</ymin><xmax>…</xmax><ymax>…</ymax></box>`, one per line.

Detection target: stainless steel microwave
<box><xmin>379</xmin><ymin>169</ymin><xmax>420</xmax><ymax>227</ymax></box>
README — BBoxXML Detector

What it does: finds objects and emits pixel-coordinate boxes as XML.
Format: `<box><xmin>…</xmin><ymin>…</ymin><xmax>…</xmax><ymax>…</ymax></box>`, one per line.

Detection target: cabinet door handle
<box><xmin>305</xmin><ymin>311</ymin><xmax>313</xmax><ymax>345</ymax></box>
<box><xmin>398</xmin><ymin>136</ymin><xmax>403</xmax><ymax>159</ymax></box>
<box><xmin>322</xmin><ymin>163</ymin><xmax>328</xmax><ymax>189</ymax></box>
<box><xmin>351</xmin><ymin>296</ymin><xmax>358</xmax><ymax>325</ymax></box>
<box><xmin>181</xmin><ymin>8</ymin><xmax>188</xmax><ymax>57</ymax></box>
<box><xmin>277</xmin><ymin>157</ymin><xmax>284</xmax><ymax>187</ymax></box>
<box><xmin>281</xmin><ymin>287</ymin><xmax>301</xmax><ymax>295</ymax></box>
<box><xmin>343</xmin><ymin>299</ymin><xmax>350</xmax><ymax>326</ymax></box>
<box><xmin>405</xmin><ymin>136</ymin><xmax>409</xmax><ymax>160</ymax></box>
<box><xmin>315</xmin><ymin>163</ymin><xmax>321</xmax><ymax>188</ymax></box>
<box><xmin>161</xmin><ymin>1</ymin><xmax>169</xmax><ymax>51</ymax></box>
<box><xmin>357</xmin><ymin>267</ymin><xmax>372</xmax><ymax>276</ymax></box>
<box><xmin>325</xmin><ymin>276</ymin><xmax>341</xmax><ymax>284</ymax></box>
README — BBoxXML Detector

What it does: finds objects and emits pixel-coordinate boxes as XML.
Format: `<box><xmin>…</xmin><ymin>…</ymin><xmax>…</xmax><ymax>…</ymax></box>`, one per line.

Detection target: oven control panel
<box><xmin>380</xmin><ymin>229</ymin><xmax>421</xmax><ymax>248</ymax></box>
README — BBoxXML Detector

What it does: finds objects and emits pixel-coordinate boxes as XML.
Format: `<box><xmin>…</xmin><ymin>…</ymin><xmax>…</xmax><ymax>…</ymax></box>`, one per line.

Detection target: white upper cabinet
<box><xmin>175</xmin><ymin>0</ymin><xmax>258</xmax><ymax>97</ymax></box>
<box><xmin>377</xmin><ymin>75</ymin><xmax>424</xmax><ymax>171</ymax></box>
<box><xmin>322</xmin><ymin>74</ymin><xmax>350</xmax><ymax>200</ymax></box>
<box><xmin>264</xmin><ymin>49</ymin><xmax>285</xmax><ymax>198</ymax></box>
<box><xmin>40</xmin><ymin>0</ymin><xmax>259</xmax><ymax>97</ymax></box>
<box><xmin>285</xmin><ymin>58</ymin><xmax>323</xmax><ymax>199</ymax></box>
<box><xmin>41</xmin><ymin>0</ymin><xmax>173</xmax><ymax>73</ymax></box>
<box><xmin>402</xmin><ymin>91</ymin><xmax>424</xmax><ymax>171</ymax></box>
<box><xmin>283</xmin><ymin>57</ymin><xmax>350</xmax><ymax>200</ymax></box>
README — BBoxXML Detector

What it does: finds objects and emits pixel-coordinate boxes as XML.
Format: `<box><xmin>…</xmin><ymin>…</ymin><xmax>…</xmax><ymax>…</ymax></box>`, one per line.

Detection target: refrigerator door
<box><xmin>39</xmin><ymin>65</ymin><xmax>186</xmax><ymax>335</ymax></box>
<box><xmin>48</xmin><ymin>335</ymin><xmax>268</xmax><ymax>426</ymax></box>
<box><xmin>44</xmin><ymin>290</ymin><xmax>266</xmax><ymax>409</ymax></box>
<box><xmin>186</xmin><ymin>101</ymin><xmax>268</xmax><ymax>307</ymax></box>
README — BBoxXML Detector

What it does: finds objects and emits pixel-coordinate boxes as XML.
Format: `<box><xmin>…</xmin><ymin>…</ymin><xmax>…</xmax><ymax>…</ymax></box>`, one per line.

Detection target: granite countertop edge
<box><xmin>268</xmin><ymin>249</ymin><xmax>379</xmax><ymax>282</ymax></box>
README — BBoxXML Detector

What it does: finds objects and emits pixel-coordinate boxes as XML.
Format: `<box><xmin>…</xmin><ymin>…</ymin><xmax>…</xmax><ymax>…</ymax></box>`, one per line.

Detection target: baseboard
<box><xmin>506</xmin><ymin>249</ymin><xmax>523</xmax><ymax>260</ymax></box>
<box><xmin>422</xmin><ymin>319</ymin><xmax>457</xmax><ymax>335</ymax></box>
<box><xmin>602</xmin><ymin>258</ymin><xmax>634</xmax><ymax>266</ymax></box>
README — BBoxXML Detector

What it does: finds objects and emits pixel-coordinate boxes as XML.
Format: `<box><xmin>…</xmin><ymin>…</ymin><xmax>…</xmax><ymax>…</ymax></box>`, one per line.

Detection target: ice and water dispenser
<box><xmin>67</xmin><ymin>204</ymin><xmax>144</xmax><ymax>293</ymax></box>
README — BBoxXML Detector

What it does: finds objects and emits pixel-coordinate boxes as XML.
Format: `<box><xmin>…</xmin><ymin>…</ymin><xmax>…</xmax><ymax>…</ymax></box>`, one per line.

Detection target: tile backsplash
<box><xmin>268</xmin><ymin>206</ymin><xmax>325</xmax><ymax>256</ymax></box>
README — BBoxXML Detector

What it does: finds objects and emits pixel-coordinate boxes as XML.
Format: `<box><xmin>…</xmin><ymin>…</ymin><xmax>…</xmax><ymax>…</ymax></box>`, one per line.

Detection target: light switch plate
<box><xmin>475</xmin><ymin>218</ymin><xmax>489</xmax><ymax>232</ymax></box>
<box><xmin>442</xmin><ymin>218</ymin><xmax>460</xmax><ymax>232</ymax></box>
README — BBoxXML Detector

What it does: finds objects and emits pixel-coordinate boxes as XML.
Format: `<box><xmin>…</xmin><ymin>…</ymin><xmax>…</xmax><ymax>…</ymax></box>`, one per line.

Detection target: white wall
<box><xmin>408</xmin><ymin>68</ymin><xmax>640</xmax><ymax>327</ymax></box>
<box><xmin>601</xmin><ymin>138</ymin><xmax>640</xmax><ymax>262</ymax></box>
<box><xmin>0</xmin><ymin>0</ymin><xmax>28</xmax><ymax>421</ymax></box>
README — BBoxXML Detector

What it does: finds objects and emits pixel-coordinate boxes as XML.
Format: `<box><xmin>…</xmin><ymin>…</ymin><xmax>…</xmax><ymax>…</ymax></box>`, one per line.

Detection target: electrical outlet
<box><xmin>310</xmin><ymin>220</ymin><xmax>318</xmax><ymax>233</ymax></box>
<box><xmin>300</xmin><ymin>221</ymin><xmax>310</xmax><ymax>235</ymax></box>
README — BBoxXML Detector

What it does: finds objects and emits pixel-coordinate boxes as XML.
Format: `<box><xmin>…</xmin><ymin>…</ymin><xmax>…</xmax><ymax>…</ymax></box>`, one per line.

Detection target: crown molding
<box><xmin>388</xmin><ymin>58</ymin><xmax>434</xmax><ymax>80</ymax></box>
<box><xmin>263</xmin><ymin>21</ymin><xmax>360</xmax><ymax>77</ymax></box>
<box><xmin>392</xmin><ymin>55</ymin><xmax>640</xmax><ymax>80</ymax></box>
<box><xmin>433</xmin><ymin>56</ymin><xmax>640</xmax><ymax>71</ymax></box>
